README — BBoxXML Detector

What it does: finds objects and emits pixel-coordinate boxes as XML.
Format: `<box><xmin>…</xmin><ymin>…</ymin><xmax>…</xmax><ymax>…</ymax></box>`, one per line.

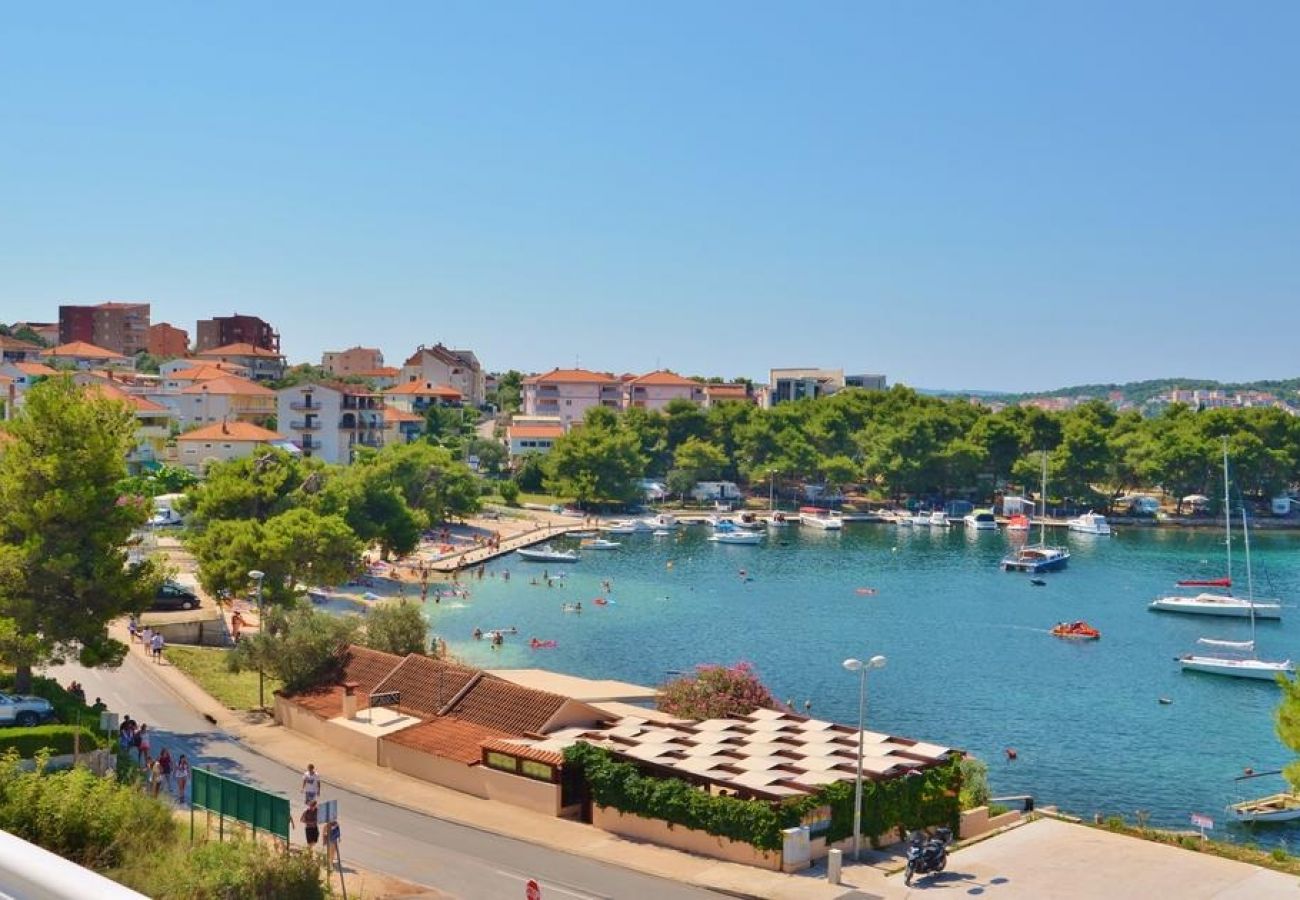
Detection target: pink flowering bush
<box><xmin>657</xmin><ymin>662</ymin><xmax>784</xmax><ymax>721</ymax></box>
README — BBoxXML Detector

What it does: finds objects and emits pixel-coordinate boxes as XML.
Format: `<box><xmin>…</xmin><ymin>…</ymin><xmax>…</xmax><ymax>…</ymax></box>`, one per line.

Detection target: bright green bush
<box><xmin>958</xmin><ymin>755</ymin><xmax>990</xmax><ymax>810</ymax></box>
<box><xmin>0</xmin><ymin>753</ymin><xmax>175</xmax><ymax>868</ymax></box>
<box><xmin>497</xmin><ymin>480</ymin><xmax>521</xmax><ymax>506</ymax></box>
<box><xmin>0</xmin><ymin>726</ymin><xmax>100</xmax><ymax>758</ymax></box>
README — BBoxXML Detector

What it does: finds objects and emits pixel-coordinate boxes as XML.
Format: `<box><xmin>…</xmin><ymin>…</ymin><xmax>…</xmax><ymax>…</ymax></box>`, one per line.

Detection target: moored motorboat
<box><xmin>516</xmin><ymin>544</ymin><xmax>580</xmax><ymax>563</ymax></box>
<box><xmin>1067</xmin><ymin>511</ymin><xmax>1112</xmax><ymax>535</ymax></box>
<box><xmin>602</xmin><ymin>520</ymin><xmax>640</xmax><ymax>535</ymax></box>
<box><xmin>580</xmin><ymin>538</ymin><xmax>621</xmax><ymax>550</ymax></box>
<box><xmin>963</xmin><ymin>509</ymin><xmax>997</xmax><ymax>530</ymax></box>
<box><xmin>768</xmin><ymin>512</ymin><xmax>791</xmax><ymax>528</ymax></box>
<box><xmin>928</xmin><ymin>510</ymin><xmax>950</xmax><ymax>528</ymax></box>
<box><xmin>1051</xmin><ymin>620</ymin><xmax>1100</xmax><ymax>640</ymax></box>
<box><xmin>1006</xmin><ymin>514</ymin><xmax>1030</xmax><ymax>532</ymax></box>
<box><xmin>799</xmin><ymin>507</ymin><xmax>843</xmax><ymax>529</ymax></box>
<box><xmin>642</xmin><ymin>513</ymin><xmax>680</xmax><ymax>530</ymax></box>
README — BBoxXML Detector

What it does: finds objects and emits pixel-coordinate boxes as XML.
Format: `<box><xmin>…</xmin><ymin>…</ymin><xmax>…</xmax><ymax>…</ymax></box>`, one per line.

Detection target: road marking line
<box><xmin>497</xmin><ymin>870</ymin><xmax>610</xmax><ymax>900</ymax></box>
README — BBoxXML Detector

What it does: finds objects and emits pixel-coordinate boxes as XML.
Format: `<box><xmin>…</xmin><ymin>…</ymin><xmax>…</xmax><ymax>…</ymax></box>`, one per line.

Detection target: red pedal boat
<box><xmin>1052</xmin><ymin>620</ymin><xmax>1100</xmax><ymax>640</ymax></box>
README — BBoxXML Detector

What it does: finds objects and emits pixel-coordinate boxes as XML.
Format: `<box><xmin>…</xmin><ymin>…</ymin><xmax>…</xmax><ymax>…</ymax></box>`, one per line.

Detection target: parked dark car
<box><xmin>150</xmin><ymin>582</ymin><xmax>200</xmax><ymax>612</ymax></box>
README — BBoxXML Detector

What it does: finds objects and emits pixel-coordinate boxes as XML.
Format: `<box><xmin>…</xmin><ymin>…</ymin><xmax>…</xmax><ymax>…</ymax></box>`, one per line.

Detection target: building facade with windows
<box><xmin>277</xmin><ymin>382</ymin><xmax>386</xmax><ymax>463</ymax></box>
<box><xmin>195</xmin><ymin>314</ymin><xmax>280</xmax><ymax>353</ymax></box>
<box><xmin>400</xmin><ymin>344</ymin><xmax>485</xmax><ymax>407</ymax></box>
<box><xmin>522</xmin><ymin>368</ymin><xmax>623</xmax><ymax>428</ymax></box>
<box><xmin>58</xmin><ymin>302</ymin><xmax>151</xmax><ymax>356</ymax></box>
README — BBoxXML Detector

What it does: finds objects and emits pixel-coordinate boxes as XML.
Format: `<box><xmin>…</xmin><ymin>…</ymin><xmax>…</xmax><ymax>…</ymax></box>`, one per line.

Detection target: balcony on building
<box><xmin>289</xmin><ymin>399</ymin><xmax>320</xmax><ymax>411</ymax></box>
<box><xmin>290</xmin><ymin>419</ymin><xmax>321</xmax><ymax>430</ymax></box>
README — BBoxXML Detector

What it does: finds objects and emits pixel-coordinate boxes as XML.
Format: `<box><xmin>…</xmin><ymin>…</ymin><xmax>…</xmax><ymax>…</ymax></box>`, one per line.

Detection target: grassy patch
<box><xmin>1090</xmin><ymin>813</ymin><xmax>1300</xmax><ymax>876</ymax></box>
<box><xmin>0</xmin><ymin>725</ymin><xmax>102</xmax><ymax>757</ymax></box>
<box><xmin>516</xmin><ymin>492</ymin><xmax>568</xmax><ymax>507</ymax></box>
<box><xmin>164</xmin><ymin>647</ymin><xmax>282</xmax><ymax>710</ymax></box>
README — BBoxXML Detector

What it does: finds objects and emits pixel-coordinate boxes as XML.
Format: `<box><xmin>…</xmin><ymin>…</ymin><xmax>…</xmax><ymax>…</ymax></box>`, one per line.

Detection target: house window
<box><xmin>485</xmin><ymin>752</ymin><xmax>516</xmax><ymax>773</ymax></box>
<box><xmin>520</xmin><ymin>760</ymin><xmax>553</xmax><ymax>781</ymax></box>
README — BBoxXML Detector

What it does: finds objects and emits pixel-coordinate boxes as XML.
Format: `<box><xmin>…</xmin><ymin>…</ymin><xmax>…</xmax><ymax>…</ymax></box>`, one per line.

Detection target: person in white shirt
<box><xmin>302</xmin><ymin>763</ymin><xmax>321</xmax><ymax>804</ymax></box>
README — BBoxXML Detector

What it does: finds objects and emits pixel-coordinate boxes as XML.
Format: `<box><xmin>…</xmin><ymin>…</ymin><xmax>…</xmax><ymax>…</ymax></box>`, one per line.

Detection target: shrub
<box><xmin>114</xmin><ymin>838</ymin><xmax>326</xmax><ymax>900</ymax></box>
<box><xmin>1271</xmin><ymin>847</ymin><xmax>1289</xmax><ymax>862</ymax></box>
<box><xmin>0</xmin><ymin>726</ymin><xmax>100</xmax><ymax>758</ymax></box>
<box><xmin>229</xmin><ymin>603</ymin><xmax>360</xmax><ymax>694</ymax></box>
<box><xmin>1105</xmin><ymin>815</ymin><xmax>1127</xmax><ymax>831</ymax></box>
<box><xmin>0</xmin><ymin>753</ymin><xmax>175</xmax><ymax>869</ymax></box>
<box><xmin>657</xmin><ymin>662</ymin><xmax>783</xmax><ymax>721</ymax></box>
<box><xmin>361</xmin><ymin>601</ymin><xmax>428</xmax><ymax>656</ymax></box>
<box><xmin>498</xmin><ymin>480</ymin><xmax>521</xmax><ymax>506</ymax></box>
<box><xmin>958</xmin><ymin>756</ymin><xmax>990</xmax><ymax>810</ymax></box>
<box><xmin>987</xmin><ymin>802</ymin><xmax>1010</xmax><ymax>817</ymax></box>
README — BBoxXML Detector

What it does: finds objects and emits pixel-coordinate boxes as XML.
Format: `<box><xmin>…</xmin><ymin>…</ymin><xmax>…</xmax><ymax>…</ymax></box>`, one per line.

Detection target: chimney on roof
<box><xmin>342</xmin><ymin>681</ymin><xmax>359</xmax><ymax>719</ymax></box>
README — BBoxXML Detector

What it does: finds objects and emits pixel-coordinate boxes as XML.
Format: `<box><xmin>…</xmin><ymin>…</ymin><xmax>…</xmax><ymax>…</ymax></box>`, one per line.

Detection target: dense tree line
<box><xmin>186</xmin><ymin>441</ymin><xmax>480</xmax><ymax>604</ymax></box>
<box><xmin>527</xmin><ymin>387</ymin><xmax>1300</xmax><ymax>509</ymax></box>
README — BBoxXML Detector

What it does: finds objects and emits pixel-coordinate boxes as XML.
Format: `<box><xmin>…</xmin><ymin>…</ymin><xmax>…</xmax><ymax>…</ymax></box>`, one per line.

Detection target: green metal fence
<box><xmin>191</xmin><ymin>768</ymin><xmax>291</xmax><ymax>841</ymax></box>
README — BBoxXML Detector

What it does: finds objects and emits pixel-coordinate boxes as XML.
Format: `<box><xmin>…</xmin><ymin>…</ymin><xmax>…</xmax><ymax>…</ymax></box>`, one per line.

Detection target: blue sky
<box><xmin>3</xmin><ymin>2</ymin><xmax>1297</xmax><ymax>391</ymax></box>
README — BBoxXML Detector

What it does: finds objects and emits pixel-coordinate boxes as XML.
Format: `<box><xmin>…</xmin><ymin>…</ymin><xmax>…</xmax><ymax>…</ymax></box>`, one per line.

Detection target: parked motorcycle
<box><xmin>903</xmin><ymin>826</ymin><xmax>952</xmax><ymax>886</ymax></box>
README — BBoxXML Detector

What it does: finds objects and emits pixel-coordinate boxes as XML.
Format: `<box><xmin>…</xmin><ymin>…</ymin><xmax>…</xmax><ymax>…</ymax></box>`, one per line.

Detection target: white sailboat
<box><xmin>1178</xmin><ymin>509</ymin><xmax>1293</xmax><ymax>681</ymax></box>
<box><xmin>1001</xmin><ymin>453</ymin><xmax>1070</xmax><ymax>573</ymax></box>
<box><xmin>1151</xmin><ymin>447</ymin><xmax>1282</xmax><ymax>619</ymax></box>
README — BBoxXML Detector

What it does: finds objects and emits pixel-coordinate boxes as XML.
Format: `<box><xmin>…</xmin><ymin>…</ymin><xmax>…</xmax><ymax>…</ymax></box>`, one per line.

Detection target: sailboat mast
<box><xmin>1242</xmin><ymin>507</ymin><xmax>1256</xmax><ymax>649</ymax></box>
<box><xmin>1040</xmin><ymin>451</ymin><xmax>1048</xmax><ymax>545</ymax></box>
<box><xmin>1223</xmin><ymin>441</ymin><xmax>1232</xmax><ymax>589</ymax></box>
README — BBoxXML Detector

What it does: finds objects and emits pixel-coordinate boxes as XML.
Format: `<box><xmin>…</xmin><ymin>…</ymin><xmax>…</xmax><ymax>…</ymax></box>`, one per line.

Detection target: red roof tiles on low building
<box><xmin>443</xmin><ymin>675</ymin><xmax>569</xmax><ymax>735</ymax></box>
<box><xmin>384</xmin><ymin>716</ymin><xmax>513</xmax><ymax>764</ymax></box>
<box><xmin>370</xmin><ymin>654</ymin><xmax>481</xmax><ymax>717</ymax></box>
<box><xmin>523</xmin><ymin>368</ymin><xmax>619</xmax><ymax>386</ymax></box>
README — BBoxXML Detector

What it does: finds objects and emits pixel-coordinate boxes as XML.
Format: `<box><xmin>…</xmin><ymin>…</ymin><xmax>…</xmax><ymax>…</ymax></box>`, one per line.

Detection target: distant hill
<box><xmin>925</xmin><ymin>377</ymin><xmax>1300</xmax><ymax>406</ymax></box>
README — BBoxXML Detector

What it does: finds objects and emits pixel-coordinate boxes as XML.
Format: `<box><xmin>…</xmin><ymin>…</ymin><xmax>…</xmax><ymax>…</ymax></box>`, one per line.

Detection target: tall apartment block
<box><xmin>58</xmin><ymin>301</ymin><xmax>151</xmax><ymax>356</ymax></box>
<box><xmin>195</xmin><ymin>314</ymin><xmax>280</xmax><ymax>353</ymax></box>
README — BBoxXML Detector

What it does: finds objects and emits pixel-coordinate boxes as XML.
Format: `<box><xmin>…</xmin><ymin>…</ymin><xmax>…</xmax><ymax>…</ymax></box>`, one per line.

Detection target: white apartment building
<box><xmin>400</xmin><ymin>344</ymin><xmax>485</xmax><ymax>407</ymax></box>
<box><xmin>764</xmin><ymin>368</ymin><xmax>887</xmax><ymax>406</ymax></box>
<box><xmin>277</xmin><ymin>382</ymin><xmax>386</xmax><ymax>464</ymax></box>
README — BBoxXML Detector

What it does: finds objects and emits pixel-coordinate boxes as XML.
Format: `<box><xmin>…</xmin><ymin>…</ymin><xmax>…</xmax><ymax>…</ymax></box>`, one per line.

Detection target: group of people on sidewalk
<box><xmin>117</xmin><ymin>714</ymin><xmax>190</xmax><ymax>802</ymax></box>
<box><xmin>126</xmin><ymin>615</ymin><xmax>167</xmax><ymax>662</ymax></box>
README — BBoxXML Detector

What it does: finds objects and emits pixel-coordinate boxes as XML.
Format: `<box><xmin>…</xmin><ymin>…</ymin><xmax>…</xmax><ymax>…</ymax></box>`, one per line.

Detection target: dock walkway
<box><xmin>427</xmin><ymin>522</ymin><xmax>588</xmax><ymax>572</ymax></box>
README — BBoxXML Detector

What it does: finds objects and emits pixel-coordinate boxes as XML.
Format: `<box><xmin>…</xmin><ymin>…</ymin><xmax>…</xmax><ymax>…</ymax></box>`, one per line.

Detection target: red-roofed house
<box><xmin>400</xmin><ymin>344</ymin><xmax>485</xmax><ymax>406</ymax></box>
<box><xmin>507</xmin><ymin>421</ymin><xmax>565</xmax><ymax>459</ymax></box>
<box><xmin>43</xmin><ymin>341</ymin><xmax>133</xmax><ymax>370</ymax></box>
<box><xmin>321</xmin><ymin>346</ymin><xmax>384</xmax><ymax>378</ymax></box>
<box><xmin>192</xmin><ymin>343</ymin><xmax>286</xmax><ymax>382</ymax></box>
<box><xmin>0</xmin><ymin>334</ymin><xmax>45</xmax><ymax>364</ymax></box>
<box><xmin>703</xmin><ymin>383</ymin><xmax>754</xmax><ymax>407</ymax></box>
<box><xmin>74</xmin><ymin>376</ymin><xmax>175</xmax><ymax>471</ymax></box>
<box><xmin>175</xmin><ymin>421</ymin><xmax>291</xmax><ymax>473</ymax></box>
<box><xmin>622</xmin><ymin>370</ymin><xmax>706</xmax><ymax>411</ymax></box>
<box><xmin>522</xmin><ymin>368</ymin><xmax>622</xmax><ymax>427</ymax></box>
<box><xmin>177</xmin><ymin>375</ymin><xmax>276</xmax><ymax>429</ymax></box>
<box><xmin>382</xmin><ymin>405</ymin><xmax>424</xmax><ymax>445</ymax></box>
<box><xmin>383</xmin><ymin>380</ymin><xmax>463</xmax><ymax>415</ymax></box>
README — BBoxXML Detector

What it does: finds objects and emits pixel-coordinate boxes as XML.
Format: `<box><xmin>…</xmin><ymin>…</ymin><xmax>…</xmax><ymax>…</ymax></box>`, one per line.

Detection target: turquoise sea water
<box><xmin>429</xmin><ymin>523</ymin><xmax>1300</xmax><ymax>843</ymax></box>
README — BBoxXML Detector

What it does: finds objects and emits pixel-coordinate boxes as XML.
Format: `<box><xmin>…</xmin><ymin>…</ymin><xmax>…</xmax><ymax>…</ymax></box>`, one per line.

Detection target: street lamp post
<box><xmin>842</xmin><ymin>654</ymin><xmax>887</xmax><ymax>861</ymax></box>
<box><xmin>248</xmin><ymin>570</ymin><xmax>266</xmax><ymax>710</ymax></box>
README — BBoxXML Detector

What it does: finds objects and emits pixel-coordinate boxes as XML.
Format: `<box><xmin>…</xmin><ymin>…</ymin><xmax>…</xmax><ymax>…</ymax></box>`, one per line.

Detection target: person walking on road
<box><xmin>175</xmin><ymin>753</ymin><xmax>191</xmax><ymax>804</ymax></box>
<box><xmin>135</xmin><ymin>723</ymin><xmax>150</xmax><ymax>764</ymax></box>
<box><xmin>158</xmin><ymin>747</ymin><xmax>174</xmax><ymax>792</ymax></box>
<box><xmin>302</xmin><ymin>763</ymin><xmax>321</xmax><ymax>804</ymax></box>
<box><xmin>297</xmin><ymin>799</ymin><xmax>320</xmax><ymax>853</ymax></box>
<box><xmin>150</xmin><ymin>631</ymin><xmax>165</xmax><ymax>663</ymax></box>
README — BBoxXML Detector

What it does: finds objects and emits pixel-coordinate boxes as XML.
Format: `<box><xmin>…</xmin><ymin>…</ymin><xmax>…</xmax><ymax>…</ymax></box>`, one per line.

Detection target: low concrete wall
<box><xmin>481</xmin><ymin>766</ymin><xmax>561</xmax><ymax>816</ymax></box>
<box><xmin>15</xmin><ymin>748</ymin><xmax>115</xmax><ymax>775</ymax></box>
<box><xmin>145</xmin><ymin>618</ymin><xmax>228</xmax><ymax>647</ymax></box>
<box><xmin>961</xmin><ymin>805</ymin><xmax>1023</xmax><ymax>839</ymax></box>
<box><xmin>384</xmin><ymin>742</ymin><xmax>488</xmax><ymax>798</ymax></box>
<box><xmin>273</xmin><ymin>696</ymin><xmax>378</xmax><ymax>764</ymax></box>
<box><xmin>592</xmin><ymin>805</ymin><xmax>781</xmax><ymax>870</ymax></box>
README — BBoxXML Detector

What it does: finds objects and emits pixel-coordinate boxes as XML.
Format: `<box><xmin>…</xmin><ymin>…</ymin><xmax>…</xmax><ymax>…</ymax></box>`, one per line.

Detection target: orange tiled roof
<box><xmin>85</xmin><ymin>382</ymin><xmax>170</xmax><ymax>414</ymax></box>
<box><xmin>384</xmin><ymin>381</ymin><xmax>463</xmax><ymax>399</ymax></box>
<box><xmin>358</xmin><ymin>367</ymin><xmax>400</xmax><ymax>377</ymax></box>
<box><xmin>168</xmin><ymin>363</ymin><xmax>244</xmax><ymax>382</ymax></box>
<box><xmin>444</xmin><ymin>675</ymin><xmax>568</xmax><ymax>735</ymax></box>
<box><xmin>195</xmin><ymin>342</ymin><xmax>284</xmax><ymax>358</ymax></box>
<box><xmin>342</xmin><ymin>645</ymin><xmax>405</xmax><ymax>692</ymax></box>
<box><xmin>628</xmin><ymin>370</ymin><xmax>701</xmax><ymax>388</ymax></box>
<box><xmin>706</xmin><ymin>384</ymin><xmax>749</xmax><ymax>397</ymax></box>
<box><xmin>508</xmin><ymin>424</ymin><xmax>564</xmax><ymax>440</ymax></box>
<box><xmin>13</xmin><ymin>362</ymin><xmax>58</xmax><ymax>377</ymax></box>
<box><xmin>0</xmin><ymin>335</ymin><xmax>43</xmax><ymax>352</ymax></box>
<box><xmin>382</xmin><ymin>405</ymin><xmax>424</xmax><ymax>424</ymax></box>
<box><xmin>479</xmin><ymin>737</ymin><xmax>565</xmax><ymax>767</ymax></box>
<box><xmin>180</xmin><ymin>375</ymin><xmax>274</xmax><ymax>397</ymax></box>
<box><xmin>177</xmin><ymin>421</ymin><xmax>283</xmax><ymax>442</ymax></box>
<box><xmin>371</xmin><ymin>654</ymin><xmax>480</xmax><ymax>717</ymax></box>
<box><xmin>523</xmin><ymin>368</ymin><xmax>618</xmax><ymax>386</ymax></box>
<box><xmin>383</xmin><ymin>716</ymin><xmax>513</xmax><ymax>763</ymax></box>
<box><xmin>46</xmin><ymin>341</ymin><xmax>127</xmax><ymax>360</ymax></box>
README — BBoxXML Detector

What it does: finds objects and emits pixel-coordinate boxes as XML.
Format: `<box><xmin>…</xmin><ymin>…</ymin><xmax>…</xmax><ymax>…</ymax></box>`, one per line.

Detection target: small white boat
<box><xmin>768</xmin><ymin>512</ymin><xmax>791</xmax><ymax>528</ymax></box>
<box><xmin>928</xmin><ymin>510</ymin><xmax>950</xmax><ymax>528</ymax></box>
<box><xmin>1150</xmin><ymin>593</ymin><xmax>1282</xmax><ymax>619</ymax></box>
<box><xmin>1229</xmin><ymin>792</ymin><xmax>1300</xmax><ymax>824</ymax></box>
<box><xmin>896</xmin><ymin>515</ymin><xmax>914</xmax><ymax>527</ymax></box>
<box><xmin>908</xmin><ymin>513</ymin><xmax>931</xmax><ymax>527</ymax></box>
<box><xmin>580</xmin><ymin>538</ymin><xmax>621</xmax><ymax>550</ymax></box>
<box><xmin>516</xmin><ymin>544</ymin><xmax>580</xmax><ymax>563</ymax></box>
<box><xmin>602</xmin><ymin>521</ymin><xmax>641</xmax><ymax>535</ymax></box>
<box><xmin>652</xmin><ymin>529</ymin><xmax>671</xmax><ymax>537</ymax></box>
<box><xmin>799</xmin><ymin>507</ymin><xmax>843</xmax><ymax>530</ymax></box>
<box><xmin>1179</xmin><ymin>652</ymin><xmax>1294</xmax><ymax>680</ymax></box>
<box><xmin>642</xmin><ymin>513</ymin><xmax>680</xmax><ymax>530</ymax></box>
<box><xmin>963</xmin><ymin>509</ymin><xmax>997</xmax><ymax>530</ymax></box>
<box><xmin>737</xmin><ymin>513</ymin><xmax>767</xmax><ymax>531</ymax></box>
<box><xmin>709</xmin><ymin>531</ymin><xmax>763</xmax><ymax>545</ymax></box>
<box><xmin>1067</xmin><ymin>511</ymin><xmax>1112</xmax><ymax>535</ymax></box>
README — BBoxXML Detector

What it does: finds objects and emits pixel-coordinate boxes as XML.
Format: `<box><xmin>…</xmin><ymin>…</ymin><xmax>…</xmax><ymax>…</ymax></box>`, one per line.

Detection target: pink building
<box><xmin>621</xmin><ymin>370</ymin><xmax>706</xmax><ymax>411</ymax></box>
<box><xmin>522</xmin><ymin>368</ymin><xmax>623</xmax><ymax>428</ymax></box>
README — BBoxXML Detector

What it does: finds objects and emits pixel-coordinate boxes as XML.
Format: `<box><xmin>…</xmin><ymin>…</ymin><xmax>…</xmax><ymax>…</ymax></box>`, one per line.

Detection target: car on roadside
<box><xmin>0</xmin><ymin>691</ymin><xmax>56</xmax><ymax>728</ymax></box>
<box><xmin>150</xmin><ymin>581</ymin><xmax>200</xmax><ymax>612</ymax></box>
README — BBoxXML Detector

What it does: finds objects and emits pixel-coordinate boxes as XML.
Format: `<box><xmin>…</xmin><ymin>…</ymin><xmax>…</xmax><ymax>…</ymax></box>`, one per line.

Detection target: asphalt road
<box><xmin>47</xmin><ymin>654</ymin><xmax>721</xmax><ymax>900</ymax></box>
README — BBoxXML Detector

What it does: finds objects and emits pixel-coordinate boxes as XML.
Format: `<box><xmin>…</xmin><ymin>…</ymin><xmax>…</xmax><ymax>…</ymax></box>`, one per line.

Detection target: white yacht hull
<box><xmin>800</xmin><ymin>516</ymin><xmax>843</xmax><ymax>530</ymax></box>
<box><xmin>1151</xmin><ymin>595</ymin><xmax>1282</xmax><ymax>619</ymax></box>
<box><xmin>1178</xmin><ymin>655</ymin><xmax>1294</xmax><ymax>680</ymax></box>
